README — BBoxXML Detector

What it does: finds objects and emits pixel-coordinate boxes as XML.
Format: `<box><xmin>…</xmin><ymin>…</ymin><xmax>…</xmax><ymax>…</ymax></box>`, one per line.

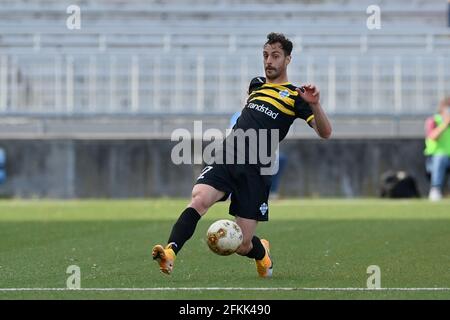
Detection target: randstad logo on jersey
<box><xmin>247</xmin><ymin>102</ymin><xmax>279</xmax><ymax>119</ymax></box>
<box><xmin>279</xmin><ymin>90</ymin><xmax>289</xmax><ymax>98</ymax></box>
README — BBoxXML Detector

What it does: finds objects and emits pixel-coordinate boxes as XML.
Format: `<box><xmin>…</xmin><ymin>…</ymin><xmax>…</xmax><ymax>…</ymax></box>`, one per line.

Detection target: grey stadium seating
<box><xmin>0</xmin><ymin>0</ymin><xmax>449</xmax><ymax>138</ymax></box>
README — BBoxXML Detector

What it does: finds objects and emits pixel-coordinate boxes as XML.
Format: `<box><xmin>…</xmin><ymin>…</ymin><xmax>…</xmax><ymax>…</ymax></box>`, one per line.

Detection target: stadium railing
<box><xmin>0</xmin><ymin>52</ymin><xmax>448</xmax><ymax>116</ymax></box>
<box><xmin>1</xmin><ymin>27</ymin><xmax>450</xmax><ymax>54</ymax></box>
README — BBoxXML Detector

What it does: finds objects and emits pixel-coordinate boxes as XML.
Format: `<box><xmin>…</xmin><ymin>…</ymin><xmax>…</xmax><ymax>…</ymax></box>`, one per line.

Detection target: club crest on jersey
<box><xmin>259</xmin><ymin>203</ymin><xmax>268</xmax><ymax>215</ymax></box>
<box><xmin>279</xmin><ymin>90</ymin><xmax>289</xmax><ymax>99</ymax></box>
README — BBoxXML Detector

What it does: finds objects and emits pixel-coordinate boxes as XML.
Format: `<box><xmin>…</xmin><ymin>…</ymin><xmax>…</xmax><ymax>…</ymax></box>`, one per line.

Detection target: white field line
<box><xmin>0</xmin><ymin>287</ymin><xmax>450</xmax><ymax>292</ymax></box>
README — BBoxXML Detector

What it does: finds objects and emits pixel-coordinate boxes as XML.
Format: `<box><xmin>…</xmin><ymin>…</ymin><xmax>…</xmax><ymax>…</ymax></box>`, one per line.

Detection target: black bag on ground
<box><xmin>379</xmin><ymin>171</ymin><xmax>420</xmax><ymax>198</ymax></box>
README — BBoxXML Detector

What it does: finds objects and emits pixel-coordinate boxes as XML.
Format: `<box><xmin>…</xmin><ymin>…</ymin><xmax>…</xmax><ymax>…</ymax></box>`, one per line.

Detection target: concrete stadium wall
<box><xmin>281</xmin><ymin>139</ymin><xmax>430</xmax><ymax>198</ymax></box>
<box><xmin>0</xmin><ymin>139</ymin><xmax>438</xmax><ymax>199</ymax></box>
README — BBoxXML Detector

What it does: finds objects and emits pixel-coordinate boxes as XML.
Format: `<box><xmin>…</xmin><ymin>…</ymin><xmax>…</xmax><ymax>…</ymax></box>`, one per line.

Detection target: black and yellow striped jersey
<box><xmin>234</xmin><ymin>76</ymin><xmax>315</xmax><ymax>142</ymax></box>
<box><xmin>224</xmin><ymin>77</ymin><xmax>314</xmax><ymax>166</ymax></box>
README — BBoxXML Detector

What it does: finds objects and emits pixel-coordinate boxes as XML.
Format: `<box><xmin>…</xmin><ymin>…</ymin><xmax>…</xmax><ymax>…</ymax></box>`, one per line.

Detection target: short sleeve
<box><xmin>294</xmin><ymin>96</ymin><xmax>314</xmax><ymax>126</ymax></box>
<box><xmin>248</xmin><ymin>77</ymin><xmax>266</xmax><ymax>94</ymax></box>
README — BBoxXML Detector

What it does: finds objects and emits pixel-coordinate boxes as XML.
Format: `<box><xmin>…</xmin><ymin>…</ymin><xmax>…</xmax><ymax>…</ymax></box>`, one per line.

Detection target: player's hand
<box><xmin>296</xmin><ymin>83</ymin><xmax>320</xmax><ymax>106</ymax></box>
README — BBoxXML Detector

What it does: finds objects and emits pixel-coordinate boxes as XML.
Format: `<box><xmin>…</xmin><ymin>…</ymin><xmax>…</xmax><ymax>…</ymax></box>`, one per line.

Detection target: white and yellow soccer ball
<box><xmin>206</xmin><ymin>219</ymin><xmax>243</xmax><ymax>256</ymax></box>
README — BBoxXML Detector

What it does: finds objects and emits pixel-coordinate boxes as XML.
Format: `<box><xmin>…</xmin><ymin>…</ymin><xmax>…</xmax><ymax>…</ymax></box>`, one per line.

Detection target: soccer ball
<box><xmin>206</xmin><ymin>219</ymin><xmax>243</xmax><ymax>256</ymax></box>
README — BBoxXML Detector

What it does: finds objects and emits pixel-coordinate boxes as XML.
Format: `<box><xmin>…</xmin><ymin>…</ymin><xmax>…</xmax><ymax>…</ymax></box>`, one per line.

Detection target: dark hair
<box><xmin>264</xmin><ymin>32</ymin><xmax>293</xmax><ymax>56</ymax></box>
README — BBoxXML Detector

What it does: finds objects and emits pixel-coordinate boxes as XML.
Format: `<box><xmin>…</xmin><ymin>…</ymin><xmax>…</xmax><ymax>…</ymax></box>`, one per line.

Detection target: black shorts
<box><xmin>195</xmin><ymin>163</ymin><xmax>272</xmax><ymax>221</ymax></box>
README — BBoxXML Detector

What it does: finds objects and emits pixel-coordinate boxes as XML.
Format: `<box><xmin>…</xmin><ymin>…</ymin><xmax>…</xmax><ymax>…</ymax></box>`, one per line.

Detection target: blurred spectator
<box><xmin>229</xmin><ymin>111</ymin><xmax>241</xmax><ymax>129</ymax></box>
<box><xmin>448</xmin><ymin>0</ymin><xmax>450</xmax><ymax>27</ymax></box>
<box><xmin>0</xmin><ymin>147</ymin><xmax>5</xmax><ymax>184</ymax></box>
<box><xmin>269</xmin><ymin>151</ymin><xmax>288</xmax><ymax>200</ymax></box>
<box><xmin>424</xmin><ymin>97</ymin><xmax>450</xmax><ymax>201</ymax></box>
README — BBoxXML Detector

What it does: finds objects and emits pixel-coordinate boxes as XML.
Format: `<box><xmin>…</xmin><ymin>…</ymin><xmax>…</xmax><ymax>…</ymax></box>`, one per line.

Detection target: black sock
<box><xmin>167</xmin><ymin>207</ymin><xmax>201</xmax><ymax>255</ymax></box>
<box><xmin>245</xmin><ymin>236</ymin><xmax>266</xmax><ymax>260</ymax></box>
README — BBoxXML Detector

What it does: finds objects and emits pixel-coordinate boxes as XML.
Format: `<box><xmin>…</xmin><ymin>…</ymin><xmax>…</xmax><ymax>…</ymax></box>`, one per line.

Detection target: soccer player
<box><xmin>152</xmin><ymin>32</ymin><xmax>332</xmax><ymax>277</ymax></box>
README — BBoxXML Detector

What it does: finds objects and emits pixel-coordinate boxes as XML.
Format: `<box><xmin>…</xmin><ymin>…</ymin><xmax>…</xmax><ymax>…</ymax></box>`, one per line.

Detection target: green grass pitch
<box><xmin>0</xmin><ymin>199</ymin><xmax>449</xmax><ymax>300</ymax></box>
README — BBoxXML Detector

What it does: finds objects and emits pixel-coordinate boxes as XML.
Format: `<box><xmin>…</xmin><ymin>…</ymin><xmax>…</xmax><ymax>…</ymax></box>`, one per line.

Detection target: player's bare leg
<box><xmin>235</xmin><ymin>217</ymin><xmax>258</xmax><ymax>255</ymax></box>
<box><xmin>235</xmin><ymin>217</ymin><xmax>273</xmax><ymax>278</ymax></box>
<box><xmin>152</xmin><ymin>184</ymin><xmax>225</xmax><ymax>275</ymax></box>
<box><xmin>188</xmin><ymin>184</ymin><xmax>226</xmax><ymax>216</ymax></box>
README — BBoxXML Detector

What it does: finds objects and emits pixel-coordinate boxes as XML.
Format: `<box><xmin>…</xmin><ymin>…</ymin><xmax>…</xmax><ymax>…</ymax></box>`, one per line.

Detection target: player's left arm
<box><xmin>296</xmin><ymin>84</ymin><xmax>332</xmax><ymax>139</ymax></box>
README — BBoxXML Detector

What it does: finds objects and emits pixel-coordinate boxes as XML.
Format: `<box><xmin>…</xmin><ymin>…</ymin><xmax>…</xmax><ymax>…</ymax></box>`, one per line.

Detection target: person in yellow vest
<box><xmin>424</xmin><ymin>97</ymin><xmax>450</xmax><ymax>201</ymax></box>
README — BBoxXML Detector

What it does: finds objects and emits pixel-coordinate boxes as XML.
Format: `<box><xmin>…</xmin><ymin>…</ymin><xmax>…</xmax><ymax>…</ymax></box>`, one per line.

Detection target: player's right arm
<box><xmin>308</xmin><ymin>105</ymin><xmax>332</xmax><ymax>139</ymax></box>
<box><xmin>296</xmin><ymin>84</ymin><xmax>332</xmax><ymax>139</ymax></box>
<box><xmin>426</xmin><ymin>115</ymin><xmax>450</xmax><ymax>140</ymax></box>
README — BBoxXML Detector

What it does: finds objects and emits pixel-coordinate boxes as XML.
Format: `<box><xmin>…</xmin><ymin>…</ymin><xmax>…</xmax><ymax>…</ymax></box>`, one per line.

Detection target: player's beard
<box><xmin>265</xmin><ymin>67</ymin><xmax>281</xmax><ymax>81</ymax></box>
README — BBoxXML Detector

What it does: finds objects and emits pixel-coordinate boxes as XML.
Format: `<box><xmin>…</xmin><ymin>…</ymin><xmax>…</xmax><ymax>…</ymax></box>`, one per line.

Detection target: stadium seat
<box><xmin>0</xmin><ymin>0</ymin><xmax>448</xmax><ymax>118</ymax></box>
